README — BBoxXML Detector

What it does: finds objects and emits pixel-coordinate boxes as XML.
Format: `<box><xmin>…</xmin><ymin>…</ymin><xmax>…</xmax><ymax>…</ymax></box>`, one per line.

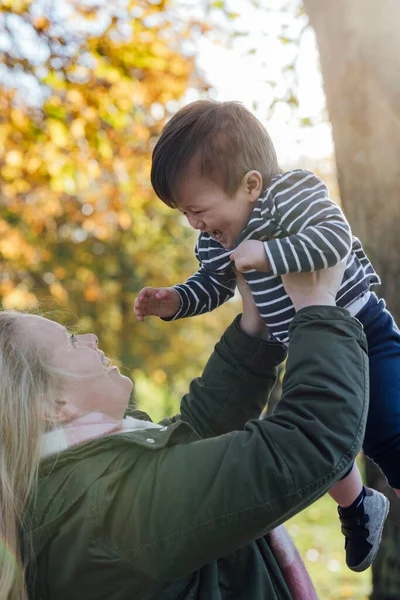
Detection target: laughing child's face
<box><xmin>176</xmin><ymin>171</ymin><xmax>262</xmax><ymax>249</ymax></box>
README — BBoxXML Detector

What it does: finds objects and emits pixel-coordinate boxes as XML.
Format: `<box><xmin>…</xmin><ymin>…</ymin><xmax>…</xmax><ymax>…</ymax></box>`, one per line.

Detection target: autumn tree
<box><xmin>303</xmin><ymin>1</ymin><xmax>400</xmax><ymax>597</ymax></box>
<box><xmin>0</xmin><ymin>0</ymin><xmax>237</xmax><ymax>411</ymax></box>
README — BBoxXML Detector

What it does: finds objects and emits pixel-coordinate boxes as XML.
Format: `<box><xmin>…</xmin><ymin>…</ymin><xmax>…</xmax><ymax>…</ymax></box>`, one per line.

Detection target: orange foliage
<box><xmin>0</xmin><ymin>0</ymin><xmax>235</xmax><ymax>406</ymax></box>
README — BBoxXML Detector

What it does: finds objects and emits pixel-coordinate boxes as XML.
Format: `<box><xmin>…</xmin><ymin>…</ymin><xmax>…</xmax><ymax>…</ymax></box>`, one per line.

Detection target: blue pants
<box><xmin>356</xmin><ymin>293</ymin><xmax>400</xmax><ymax>488</ymax></box>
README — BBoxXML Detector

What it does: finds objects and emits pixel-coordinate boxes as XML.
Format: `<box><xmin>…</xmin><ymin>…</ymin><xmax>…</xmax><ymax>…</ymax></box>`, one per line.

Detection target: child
<box><xmin>135</xmin><ymin>100</ymin><xmax>397</xmax><ymax>572</ymax></box>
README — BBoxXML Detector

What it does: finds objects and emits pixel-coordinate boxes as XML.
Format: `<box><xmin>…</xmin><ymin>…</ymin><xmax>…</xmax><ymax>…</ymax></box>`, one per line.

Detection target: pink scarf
<box><xmin>40</xmin><ymin>412</ymin><xmax>161</xmax><ymax>457</ymax></box>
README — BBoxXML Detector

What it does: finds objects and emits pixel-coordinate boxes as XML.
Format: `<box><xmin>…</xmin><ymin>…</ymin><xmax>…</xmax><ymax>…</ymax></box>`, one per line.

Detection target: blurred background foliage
<box><xmin>0</xmin><ymin>0</ymin><xmax>238</xmax><ymax>406</ymax></box>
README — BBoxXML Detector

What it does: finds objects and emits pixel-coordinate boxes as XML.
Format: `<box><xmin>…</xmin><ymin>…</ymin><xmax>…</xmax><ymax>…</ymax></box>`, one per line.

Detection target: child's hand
<box><xmin>134</xmin><ymin>287</ymin><xmax>181</xmax><ymax>321</ymax></box>
<box><xmin>230</xmin><ymin>240</ymin><xmax>270</xmax><ymax>273</ymax></box>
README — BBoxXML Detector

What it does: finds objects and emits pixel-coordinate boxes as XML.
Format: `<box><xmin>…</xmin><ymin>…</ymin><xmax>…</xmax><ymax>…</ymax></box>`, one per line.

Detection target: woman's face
<box><xmin>23</xmin><ymin>315</ymin><xmax>133</xmax><ymax>421</ymax></box>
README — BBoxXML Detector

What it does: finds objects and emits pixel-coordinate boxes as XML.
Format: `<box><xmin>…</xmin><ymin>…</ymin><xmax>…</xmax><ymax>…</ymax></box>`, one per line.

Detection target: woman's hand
<box><xmin>281</xmin><ymin>260</ymin><xmax>347</xmax><ymax>312</ymax></box>
<box><xmin>236</xmin><ymin>271</ymin><xmax>270</xmax><ymax>340</ymax></box>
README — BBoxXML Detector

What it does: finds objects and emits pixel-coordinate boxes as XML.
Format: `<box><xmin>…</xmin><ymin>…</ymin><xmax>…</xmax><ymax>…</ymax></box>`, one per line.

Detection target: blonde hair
<box><xmin>0</xmin><ymin>311</ymin><xmax>59</xmax><ymax>599</ymax></box>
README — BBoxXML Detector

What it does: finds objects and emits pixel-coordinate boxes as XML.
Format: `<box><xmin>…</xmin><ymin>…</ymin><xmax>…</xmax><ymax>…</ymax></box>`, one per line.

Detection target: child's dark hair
<box><xmin>151</xmin><ymin>100</ymin><xmax>281</xmax><ymax>207</ymax></box>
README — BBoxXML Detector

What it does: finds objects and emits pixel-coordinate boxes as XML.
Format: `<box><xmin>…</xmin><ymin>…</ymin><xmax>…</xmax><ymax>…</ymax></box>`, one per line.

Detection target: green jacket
<box><xmin>25</xmin><ymin>308</ymin><xmax>368</xmax><ymax>600</ymax></box>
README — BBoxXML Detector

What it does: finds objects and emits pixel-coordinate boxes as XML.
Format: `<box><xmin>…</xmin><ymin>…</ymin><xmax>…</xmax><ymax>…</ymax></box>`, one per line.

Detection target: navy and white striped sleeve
<box><xmin>263</xmin><ymin>170</ymin><xmax>352</xmax><ymax>275</ymax></box>
<box><xmin>165</xmin><ymin>245</ymin><xmax>236</xmax><ymax>321</ymax></box>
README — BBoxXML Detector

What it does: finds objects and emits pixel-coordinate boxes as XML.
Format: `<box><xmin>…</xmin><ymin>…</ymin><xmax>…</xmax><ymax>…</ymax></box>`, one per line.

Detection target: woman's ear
<box><xmin>243</xmin><ymin>170</ymin><xmax>263</xmax><ymax>201</ymax></box>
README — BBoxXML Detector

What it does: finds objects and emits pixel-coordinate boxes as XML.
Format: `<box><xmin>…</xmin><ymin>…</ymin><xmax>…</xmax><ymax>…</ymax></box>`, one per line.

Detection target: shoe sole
<box><xmin>349</xmin><ymin>494</ymin><xmax>390</xmax><ymax>573</ymax></box>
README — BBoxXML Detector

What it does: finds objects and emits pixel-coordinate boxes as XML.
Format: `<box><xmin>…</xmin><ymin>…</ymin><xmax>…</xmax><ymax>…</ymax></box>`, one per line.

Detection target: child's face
<box><xmin>176</xmin><ymin>173</ymin><xmax>260</xmax><ymax>249</ymax></box>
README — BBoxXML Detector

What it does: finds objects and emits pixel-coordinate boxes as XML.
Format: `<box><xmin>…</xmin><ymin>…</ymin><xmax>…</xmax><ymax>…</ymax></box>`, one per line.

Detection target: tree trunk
<box><xmin>303</xmin><ymin>1</ymin><xmax>400</xmax><ymax>597</ymax></box>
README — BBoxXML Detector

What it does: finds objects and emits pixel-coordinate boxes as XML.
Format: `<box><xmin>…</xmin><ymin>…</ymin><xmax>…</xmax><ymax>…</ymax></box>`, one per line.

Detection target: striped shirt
<box><xmin>171</xmin><ymin>169</ymin><xmax>380</xmax><ymax>342</ymax></box>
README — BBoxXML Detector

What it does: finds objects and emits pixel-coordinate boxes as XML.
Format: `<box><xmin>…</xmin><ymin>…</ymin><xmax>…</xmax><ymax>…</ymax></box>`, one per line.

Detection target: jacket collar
<box><xmin>40</xmin><ymin>413</ymin><xmax>161</xmax><ymax>458</ymax></box>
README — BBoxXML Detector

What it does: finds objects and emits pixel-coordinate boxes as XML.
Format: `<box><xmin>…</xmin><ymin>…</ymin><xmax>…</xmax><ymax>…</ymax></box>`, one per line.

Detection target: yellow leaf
<box><xmin>1</xmin><ymin>165</ymin><xmax>20</xmax><ymax>180</ymax></box>
<box><xmin>54</xmin><ymin>267</ymin><xmax>67</xmax><ymax>279</ymax></box>
<box><xmin>70</xmin><ymin>119</ymin><xmax>86</xmax><ymax>139</ymax></box>
<box><xmin>152</xmin><ymin>369</ymin><xmax>167</xmax><ymax>384</ymax></box>
<box><xmin>47</xmin><ymin>119</ymin><xmax>69</xmax><ymax>147</ymax></box>
<box><xmin>66</xmin><ymin>89</ymin><xmax>85</xmax><ymax>106</ymax></box>
<box><xmin>3</xmin><ymin>288</ymin><xmax>38</xmax><ymax>310</ymax></box>
<box><xmin>6</xmin><ymin>149</ymin><xmax>24</xmax><ymax>167</ymax></box>
<box><xmin>118</xmin><ymin>212</ymin><xmax>131</xmax><ymax>229</ymax></box>
<box><xmin>50</xmin><ymin>282</ymin><xmax>68</xmax><ymax>303</ymax></box>
<box><xmin>11</xmin><ymin>108</ymin><xmax>29</xmax><ymax>129</ymax></box>
<box><xmin>34</xmin><ymin>16</ymin><xmax>50</xmax><ymax>31</ymax></box>
<box><xmin>84</xmin><ymin>285</ymin><xmax>101</xmax><ymax>302</ymax></box>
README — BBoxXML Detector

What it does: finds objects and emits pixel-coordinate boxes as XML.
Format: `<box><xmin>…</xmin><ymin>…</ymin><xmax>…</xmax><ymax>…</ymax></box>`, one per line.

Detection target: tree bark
<box><xmin>303</xmin><ymin>1</ymin><xmax>400</xmax><ymax>597</ymax></box>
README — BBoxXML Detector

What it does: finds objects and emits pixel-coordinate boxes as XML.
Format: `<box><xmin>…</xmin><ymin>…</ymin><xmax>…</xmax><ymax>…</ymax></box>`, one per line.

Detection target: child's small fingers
<box><xmin>234</xmin><ymin>259</ymin><xmax>242</xmax><ymax>270</ymax></box>
<box><xmin>155</xmin><ymin>290</ymin><xmax>167</xmax><ymax>300</ymax></box>
<box><xmin>141</xmin><ymin>289</ymin><xmax>152</xmax><ymax>299</ymax></box>
<box><xmin>139</xmin><ymin>289</ymin><xmax>155</xmax><ymax>304</ymax></box>
<box><xmin>236</xmin><ymin>260</ymin><xmax>249</xmax><ymax>273</ymax></box>
<box><xmin>135</xmin><ymin>293</ymin><xmax>144</xmax><ymax>305</ymax></box>
<box><xmin>140</xmin><ymin>287</ymin><xmax>156</xmax><ymax>300</ymax></box>
<box><xmin>133</xmin><ymin>305</ymin><xmax>143</xmax><ymax>319</ymax></box>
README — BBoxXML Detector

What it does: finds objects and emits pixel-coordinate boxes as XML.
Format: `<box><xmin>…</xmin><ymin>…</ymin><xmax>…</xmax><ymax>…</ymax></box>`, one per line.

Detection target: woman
<box><xmin>0</xmin><ymin>265</ymin><xmax>368</xmax><ymax>599</ymax></box>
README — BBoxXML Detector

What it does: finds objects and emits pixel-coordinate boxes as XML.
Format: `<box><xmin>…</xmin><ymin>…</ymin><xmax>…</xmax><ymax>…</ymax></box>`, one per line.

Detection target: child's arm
<box><xmin>135</xmin><ymin>244</ymin><xmax>236</xmax><ymax>322</ymax></box>
<box><xmin>264</xmin><ymin>170</ymin><xmax>352</xmax><ymax>275</ymax></box>
<box><xmin>162</xmin><ymin>263</ymin><xmax>236</xmax><ymax>321</ymax></box>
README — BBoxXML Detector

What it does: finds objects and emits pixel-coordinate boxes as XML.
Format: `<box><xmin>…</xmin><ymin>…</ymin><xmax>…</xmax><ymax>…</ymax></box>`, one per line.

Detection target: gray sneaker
<box><xmin>338</xmin><ymin>487</ymin><xmax>390</xmax><ymax>572</ymax></box>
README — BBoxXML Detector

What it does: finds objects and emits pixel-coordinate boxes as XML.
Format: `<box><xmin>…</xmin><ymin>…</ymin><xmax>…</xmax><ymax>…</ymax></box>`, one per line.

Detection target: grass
<box><xmin>287</xmin><ymin>493</ymin><xmax>371</xmax><ymax>599</ymax></box>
